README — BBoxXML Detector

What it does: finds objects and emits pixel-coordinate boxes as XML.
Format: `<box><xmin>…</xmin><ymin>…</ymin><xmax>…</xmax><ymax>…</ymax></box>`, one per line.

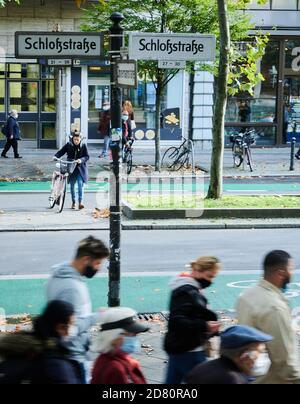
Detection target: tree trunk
<box><xmin>155</xmin><ymin>73</ymin><xmax>163</xmax><ymax>171</ymax></box>
<box><xmin>207</xmin><ymin>0</ymin><xmax>230</xmax><ymax>199</ymax></box>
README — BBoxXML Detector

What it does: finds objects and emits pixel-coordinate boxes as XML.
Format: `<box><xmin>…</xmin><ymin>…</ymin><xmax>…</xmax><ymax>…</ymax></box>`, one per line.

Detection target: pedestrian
<box><xmin>186</xmin><ymin>325</ymin><xmax>273</xmax><ymax>385</ymax></box>
<box><xmin>164</xmin><ymin>256</ymin><xmax>221</xmax><ymax>384</ymax></box>
<box><xmin>98</xmin><ymin>101</ymin><xmax>111</xmax><ymax>158</ymax></box>
<box><xmin>1</xmin><ymin>109</ymin><xmax>22</xmax><ymax>159</ymax></box>
<box><xmin>46</xmin><ymin>236</ymin><xmax>110</xmax><ymax>383</ymax></box>
<box><xmin>236</xmin><ymin>250</ymin><xmax>300</xmax><ymax>384</ymax></box>
<box><xmin>91</xmin><ymin>307</ymin><xmax>149</xmax><ymax>385</ymax></box>
<box><xmin>0</xmin><ymin>300</ymin><xmax>82</xmax><ymax>384</ymax></box>
<box><xmin>122</xmin><ymin>100</ymin><xmax>136</xmax><ymax>129</ymax></box>
<box><xmin>122</xmin><ymin>110</ymin><xmax>133</xmax><ymax>162</ymax></box>
<box><xmin>54</xmin><ymin>131</ymin><xmax>89</xmax><ymax>210</ymax></box>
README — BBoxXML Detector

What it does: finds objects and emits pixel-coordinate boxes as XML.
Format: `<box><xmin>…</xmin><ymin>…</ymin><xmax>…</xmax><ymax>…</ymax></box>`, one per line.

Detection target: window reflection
<box><xmin>42</xmin><ymin>80</ymin><xmax>55</xmax><ymax>112</ymax></box>
<box><xmin>9</xmin><ymin>82</ymin><xmax>38</xmax><ymax>112</ymax></box>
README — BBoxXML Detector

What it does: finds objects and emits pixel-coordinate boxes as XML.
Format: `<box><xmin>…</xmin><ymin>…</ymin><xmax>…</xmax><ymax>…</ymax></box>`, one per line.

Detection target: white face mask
<box><xmin>250</xmin><ymin>352</ymin><xmax>271</xmax><ymax>377</ymax></box>
<box><xmin>103</xmin><ymin>106</ymin><xmax>110</xmax><ymax>111</ymax></box>
<box><xmin>68</xmin><ymin>325</ymin><xmax>78</xmax><ymax>338</ymax></box>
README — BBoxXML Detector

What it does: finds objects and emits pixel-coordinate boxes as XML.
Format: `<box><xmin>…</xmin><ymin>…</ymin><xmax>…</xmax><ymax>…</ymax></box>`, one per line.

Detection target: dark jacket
<box><xmin>6</xmin><ymin>116</ymin><xmax>21</xmax><ymax>140</ymax></box>
<box><xmin>122</xmin><ymin>120</ymin><xmax>133</xmax><ymax>145</ymax></box>
<box><xmin>55</xmin><ymin>141</ymin><xmax>89</xmax><ymax>183</ymax></box>
<box><xmin>185</xmin><ymin>356</ymin><xmax>248</xmax><ymax>385</ymax></box>
<box><xmin>98</xmin><ymin>111</ymin><xmax>111</xmax><ymax>137</ymax></box>
<box><xmin>164</xmin><ymin>274</ymin><xmax>218</xmax><ymax>354</ymax></box>
<box><xmin>91</xmin><ymin>350</ymin><xmax>147</xmax><ymax>385</ymax></box>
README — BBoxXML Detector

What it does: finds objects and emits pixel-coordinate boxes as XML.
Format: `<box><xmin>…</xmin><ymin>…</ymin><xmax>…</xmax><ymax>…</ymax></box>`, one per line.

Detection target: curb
<box><xmin>0</xmin><ymin>227</ymin><xmax>109</xmax><ymax>232</ymax></box>
<box><xmin>123</xmin><ymin>223</ymin><xmax>300</xmax><ymax>230</ymax></box>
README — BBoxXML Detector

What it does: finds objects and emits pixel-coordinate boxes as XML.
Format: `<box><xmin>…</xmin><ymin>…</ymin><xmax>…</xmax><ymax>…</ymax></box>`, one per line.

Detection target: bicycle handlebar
<box><xmin>53</xmin><ymin>157</ymin><xmax>76</xmax><ymax>164</ymax></box>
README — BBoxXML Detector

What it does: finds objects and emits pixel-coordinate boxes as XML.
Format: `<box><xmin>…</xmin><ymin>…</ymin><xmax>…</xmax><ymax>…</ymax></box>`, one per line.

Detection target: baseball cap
<box><xmin>221</xmin><ymin>325</ymin><xmax>273</xmax><ymax>349</ymax></box>
<box><xmin>100</xmin><ymin>307</ymin><xmax>150</xmax><ymax>334</ymax></box>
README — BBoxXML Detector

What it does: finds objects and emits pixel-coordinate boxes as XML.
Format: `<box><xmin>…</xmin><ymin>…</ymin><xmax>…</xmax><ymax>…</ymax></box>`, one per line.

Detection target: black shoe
<box><xmin>1</xmin><ymin>154</ymin><xmax>8</xmax><ymax>158</ymax></box>
<box><xmin>14</xmin><ymin>156</ymin><xmax>22</xmax><ymax>159</ymax></box>
<box><xmin>295</xmin><ymin>154</ymin><xmax>300</xmax><ymax>160</ymax></box>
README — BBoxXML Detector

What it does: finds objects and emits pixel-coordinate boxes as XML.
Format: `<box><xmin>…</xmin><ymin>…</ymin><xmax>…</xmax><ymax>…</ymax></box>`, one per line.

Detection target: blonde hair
<box><xmin>191</xmin><ymin>256</ymin><xmax>220</xmax><ymax>272</ymax></box>
<box><xmin>123</xmin><ymin>100</ymin><xmax>133</xmax><ymax>114</ymax></box>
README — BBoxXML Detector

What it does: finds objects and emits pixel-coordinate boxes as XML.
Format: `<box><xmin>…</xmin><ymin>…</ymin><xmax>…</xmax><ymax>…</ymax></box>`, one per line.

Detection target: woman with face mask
<box><xmin>164</xmin><ymin>256</ymin><xmax>221</xmax><ymax>384</ymax></box>
<box><xmin>91</xmin><ymin>307</ymin><xmax>149</xmax><ymax>384</ymax></box>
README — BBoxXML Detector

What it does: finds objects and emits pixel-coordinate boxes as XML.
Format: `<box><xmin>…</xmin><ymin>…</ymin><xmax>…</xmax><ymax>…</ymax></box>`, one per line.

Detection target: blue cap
<box><xmin>221</xmin><ymin>325</ymin><xmax>273</xmax><ymax>349</ymax></box>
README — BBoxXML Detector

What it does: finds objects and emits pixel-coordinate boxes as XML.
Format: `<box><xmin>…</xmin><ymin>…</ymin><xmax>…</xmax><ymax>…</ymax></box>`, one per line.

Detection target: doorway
<box><xmin>88</xmin><ymin>78</ymin><xmax>110</xmax><ymax>143</ymax></box>
<box><xmin>284</xmin><ymin>76</ymin><xmax>300</xmax><ymax>142</ymax></box>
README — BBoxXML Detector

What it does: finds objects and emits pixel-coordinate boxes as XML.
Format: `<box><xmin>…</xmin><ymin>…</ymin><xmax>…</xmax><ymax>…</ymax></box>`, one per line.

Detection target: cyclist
<box><xmin>122</xmin><ymin>110</ymin><xmax>133</xmax><ymax>162</ymax></box>
<box><xmin>54</xmin><ymin>131</ymin><xmax>89</xmax><ymax>210</ymax></box>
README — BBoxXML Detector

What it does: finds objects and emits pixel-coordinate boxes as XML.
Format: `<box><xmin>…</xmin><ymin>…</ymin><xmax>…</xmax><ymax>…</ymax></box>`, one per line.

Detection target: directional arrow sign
<box><xmin>129</xmin><ymin>33</ymin><xmax>216</xmax><ymax>61</ymax></box>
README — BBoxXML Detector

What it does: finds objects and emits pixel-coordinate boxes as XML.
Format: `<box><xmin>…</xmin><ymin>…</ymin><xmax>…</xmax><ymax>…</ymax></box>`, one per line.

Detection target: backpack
<box><xmin>1</xmin><ymin>122</ymin><xmax>8</xmax><ymax>137</ymax></box>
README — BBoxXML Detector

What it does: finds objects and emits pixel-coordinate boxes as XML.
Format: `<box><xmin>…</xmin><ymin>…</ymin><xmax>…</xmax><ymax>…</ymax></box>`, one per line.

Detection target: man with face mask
<box><xmin>46</xmin><ymin>236</ymin><xmax>110</xmax><ymax>383</ymax></box>
<box><xmin>186</xmin><ymin>325</ymin><xmax>273</xmax><ymax>384</ymax></box>
<box><xmin>236</xmin><ymin>250</ymin><xmax>300</xmax><ymax>384</ymax></box>
<box><xmin>164</xmin><ymin>256</ymin><xmax>221</xmax><ymax>384</ymax></box>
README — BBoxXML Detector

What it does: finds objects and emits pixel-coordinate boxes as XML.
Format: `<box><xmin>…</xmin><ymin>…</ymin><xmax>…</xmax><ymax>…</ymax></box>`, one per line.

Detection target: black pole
<box><xmin>108</xmin><ymin>12</ymin><xmax>124</xmax><ymax>307</ymax></box>
<box><xmin>290</xmin><ymin>137</ymin><xmax>296</xmax><ymax>172</ymax></box>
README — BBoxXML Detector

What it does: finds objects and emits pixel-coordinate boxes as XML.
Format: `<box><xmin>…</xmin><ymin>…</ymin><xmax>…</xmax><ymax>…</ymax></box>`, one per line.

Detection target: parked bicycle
<box><xmin>48</xmin><ymin>158</ymin><xmax>77</xmax><ymax>213</ymax></box>
<box><xmin>123</xmin><ymin>139</ymin><xmax>134</xmax><ymax>175</ymax></box>
<box><xmin>230</xmin><ymin>128</ymin><xmax>256</xmax><ymax>172</ymax></box>
<box><xmin>162</xmin><ymin>138</ymin><xmax>195</xmax><ymax>171</ymax></box>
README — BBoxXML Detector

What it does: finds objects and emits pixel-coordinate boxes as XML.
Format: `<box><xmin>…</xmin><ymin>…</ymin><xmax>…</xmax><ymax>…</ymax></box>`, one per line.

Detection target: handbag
<box><xmin>131</xmin><ymin>120</ymin><xmax>136</xmax><ymax>130</ymax></box>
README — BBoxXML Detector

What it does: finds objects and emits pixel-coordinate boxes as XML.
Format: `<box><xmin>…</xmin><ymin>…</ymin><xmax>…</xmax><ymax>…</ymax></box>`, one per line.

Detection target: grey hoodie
<box><xmin>46</xmin><ymin>262</ymin><xmax>101</xmax><ymax>363</ymax></box>
<box><xmin>169</xmin><ymin>275</ymin><xmax>201</xmax><ymax>292</ymax></box>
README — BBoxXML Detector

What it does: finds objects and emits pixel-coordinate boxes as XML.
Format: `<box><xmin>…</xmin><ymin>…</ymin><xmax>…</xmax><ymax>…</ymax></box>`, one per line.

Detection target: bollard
<box><xmin>290</xmin><ymin>137</ymin><xmax>296</xmax><ymax>171</ymax></box>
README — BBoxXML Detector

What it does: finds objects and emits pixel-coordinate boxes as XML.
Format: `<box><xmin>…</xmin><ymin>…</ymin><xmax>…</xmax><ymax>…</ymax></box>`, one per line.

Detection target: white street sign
<box><xmin>129</xmin><ymin>33</ymin><xmax>216</xmax><ymax>61</ymax></box>
<box><xmin>15</xmin><ymin>32</ymin><xmax>103</xmax><ymax>58</ymax></box>
<box><xmin>47</xmin><ymin>59</ymin><xmax>72</xmax><ymax>66</ymax></box>
<box><xmin>158</xmin><ymin>60</ymin><xmax>186</xmax><ymax>69</ymax></box>
<box><xmin>116</xmin><ymin>60</ymin><xmax>137</xmax><ymax>88</ymax></box>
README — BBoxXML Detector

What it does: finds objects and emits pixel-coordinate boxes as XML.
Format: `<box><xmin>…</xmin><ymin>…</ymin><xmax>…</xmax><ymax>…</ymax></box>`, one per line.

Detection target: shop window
<box><xmin>0</xmin><ymin>80</ymin><xmax>4</xmax><ymax>112</ymax></box>
<box><xmin>272</xmin><ymin>0</ymin><xmax>297</xmax><ymax>9</ymax></box>
<box><xmin>41</xmin><ymin>66</ymin><xmax>55</xmax><ymax>80</ymax></box>
<box><xmin>7</xmin><ymin>64</ymin><xmax>40</xmax><ymax>79</ymax></box>
<box><xmin>42</xmin><ymin>80</ymin><xmax>56</xmax><ymax>112</ymax></box>
<box><xmin>9</xmin><ymin>82</ymin><xmax>38</xmax><ymax>112</ymax></box>
<box><xmin>225</xmin><ymin>126</ymin><xmax>276</xmax><ymax>146</ymax></box>
<box><xmin>18</xmin><ymin>122</ymin><xmax>36</xmax><ymax>140</ymax></box>
<box><xmin>0</xmin><ymin>64</ymin><xmax>5</xmax><ymax>79</ymax></box>
<box><xmin>42</xmin><ymin>122</ymin><xmax>56</xmax><ymax>140</ymax></box>
<box><xmin>248</xmin><ymin>0</ymin><xmax>270</xmax><ymax>9</ymax></box>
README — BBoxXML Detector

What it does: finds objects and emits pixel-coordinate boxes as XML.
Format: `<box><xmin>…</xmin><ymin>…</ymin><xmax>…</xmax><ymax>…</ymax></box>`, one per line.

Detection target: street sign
<box><xmin>158</xmin><ymin>60</ymin><xmax>186</xmax><ymax>69</ymax></box>
<box><xmin>116</xmin><ymin>60</ymin><xmax>137</xmax><ymax>88</ymax></box>
<box><xmin>47</xmin><ymin>59</ymin><xmax>72</xmax><ymax>66</ymax></box>
<box><xmin>129</xmin><ymin>33</ymin><xmax>216</xmax><ymax>61</ymax></box>
<box><xmin>15</xmin><ymin>32</ymin><xmax>103</xmax><ymax>59</ymax></box>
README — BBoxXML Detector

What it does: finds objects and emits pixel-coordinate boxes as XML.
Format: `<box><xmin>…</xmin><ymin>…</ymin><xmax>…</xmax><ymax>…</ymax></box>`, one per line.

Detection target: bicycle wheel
<box><xmin>48</xmin><ymin>175</ymin><xmax>59</xmax><ymax>209</ymax></box>
<box><xmin>246</xmin><ymin>148</ymin><xmax>253</xmax><ymax>172</ymax></box>
<box><xmin>232</xmin><ymin>143</ymin><xmax>243</xmax><ymax>168</ymax></box>
<box><xmin>126</xmin><ymin>150</ymin><xmax>133</xmax><ymax>175</ymax></box>
<box><xmin>173</xmin><ymin>152</ymin><xmax>188</xmax><ymax>171</ymax></box>
<box><xmin>57</xmin><ymin>179</ymin><xmax>67</xmax><ymax>213</ymax></box>
<box><xmin>162</xmin><ymin>147</ymin><xmax>179</xmax><ymax>169</ymax></box>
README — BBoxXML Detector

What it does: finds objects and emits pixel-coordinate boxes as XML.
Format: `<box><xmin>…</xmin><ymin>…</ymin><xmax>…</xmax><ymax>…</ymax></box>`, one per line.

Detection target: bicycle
<box><xmin>48</xmin><ymin>158</ymin><xmax>77</xmax><ymax>213</ymax></box>
<box><xmin>230</xmin><ymin>128</ymin><xmax>256</xmax><ymax>172</ymax></box>
<box><xmin>162</xmin><ymin>138</ymin><xmax>195</xmax><ymax>171</ymax></box>
<box><xmin>123</xmin><ymin>139</ymin><xmax>134</xmax><ymax>175</ymax></box>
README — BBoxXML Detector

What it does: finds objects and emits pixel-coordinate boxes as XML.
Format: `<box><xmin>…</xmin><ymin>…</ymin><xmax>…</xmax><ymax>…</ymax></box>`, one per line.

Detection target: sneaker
<box><xmin>79</xmin><ymin>204</ymin><xmax>85</xmax><ymax>210</ymax></box>
<box><xmin>71</xmin><ymin>203</ymin><xmax>76</xmax><ymax>210</ymax></box>
<box><xmin>295</xmin><ymin>154</ymin><xmax>300</xmax><ymax>160</ymax></box>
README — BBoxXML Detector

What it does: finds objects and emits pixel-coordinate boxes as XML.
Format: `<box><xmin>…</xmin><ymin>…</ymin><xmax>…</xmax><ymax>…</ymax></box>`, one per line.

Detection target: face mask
<box><xmin>103</xmin><ymin>106</ymin><xmax>110</xmax><ymax>111</ymax></box>
<box><xmin>83</xmin><ymin>265</ymin><xmax>97</xmax><ymax>279</ymax></box>
<box><xmin>122</xmin><ymin>115</ymin><xmax>129</xmax><ymax>121</ymax></box>
<box><xmin>250</xmin><ymin>352</ymin><xmax>271</xmax><ymax>377</ymax></box>
<box><xmin>198</xmin><ymin>279</ymin><xmax>212</xmax><ymax>289</ymax></box>
<box><xmin>120</xmin><ymin>336</ymin><xmax>141</xmax><ymax>354</ymax></box>
<box><xmin>68</xmin><ymin>325</ymin><xmax>78</xmax><ymax>338</ymax></box>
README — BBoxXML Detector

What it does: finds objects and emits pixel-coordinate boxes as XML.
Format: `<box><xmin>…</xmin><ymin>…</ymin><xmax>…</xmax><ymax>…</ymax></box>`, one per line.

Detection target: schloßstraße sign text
<box><xmin>129</xmin><ymin>33</ymin><xmax>216</xmax><ymax>61</ymax></box>
<box><xmin>15</xmin><ymin>32</ymin><xmax>103</xmax><ymax>59</ymax></box>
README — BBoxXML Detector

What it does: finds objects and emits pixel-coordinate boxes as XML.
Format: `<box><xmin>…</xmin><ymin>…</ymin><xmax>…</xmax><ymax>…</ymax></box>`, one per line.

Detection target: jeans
<box><xmin>165</xmin><ymin>351</ymin><xmax>207</xmax><ymax>384</ymax></box>
<box><xmin>69</xmin><ymin>174</ymin><xmax>84</xmax><ymax>204</ymax></box>
<box><xmin>102</xmin><ymin>135</ymin><xmax>110</xmax><ymax>156</ymax></box>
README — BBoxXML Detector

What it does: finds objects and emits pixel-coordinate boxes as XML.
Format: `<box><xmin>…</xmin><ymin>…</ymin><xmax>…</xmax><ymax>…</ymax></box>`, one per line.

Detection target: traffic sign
<box><xmin>129</xmin><ymin>33</ymin><xmax>215</xmax><ymax>61</ymax></box>
<box><xmin>116</xmin><ymin>60</ymin><xmax>137</xmax><ymax>88</ymax></box>
<box><xmin>15</xmin><ymin>32</ymin><xmax>103</xmax><ymax>59</ymax></box>
<box><xmin>158</xmin><ymin>60</ymin><xmax>186</xmax><ymax>69</ymax></box>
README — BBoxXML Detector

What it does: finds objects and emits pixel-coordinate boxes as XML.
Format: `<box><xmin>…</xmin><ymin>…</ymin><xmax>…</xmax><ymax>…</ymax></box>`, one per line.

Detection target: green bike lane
<box><xmin>2</xmin><ymin>272</ymin><xmax>300</xmax><ymax>316</ymax></box>
<box><xmin>1</xmin><ymin>180</ymin><xmax>300</xmax><ymax>193</ymax></box>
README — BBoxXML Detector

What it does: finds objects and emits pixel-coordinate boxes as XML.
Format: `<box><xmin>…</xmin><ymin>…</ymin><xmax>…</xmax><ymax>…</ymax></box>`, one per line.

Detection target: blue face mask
<box><xmin>120</xmin><ymin>336</ymin><xmax>140</xmax><ymax>354</ymax></box>
<box><xmin>122</xmin><ymin>115</ymin><xmax>129</xmax><ymax>122</ymax></box>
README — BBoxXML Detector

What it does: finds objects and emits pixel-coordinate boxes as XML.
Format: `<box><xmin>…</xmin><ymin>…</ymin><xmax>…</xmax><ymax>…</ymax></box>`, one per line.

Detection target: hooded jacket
<box><xmin>55</xmin><ymin>140</ymin><xmax>89</xmax><ymax>183</ymax></box>
<box><xmin>46</xmin><ymin>262</ymin><xmax>101</xmax><ymax>363</ymax></box>
<box><xmin>164</xmin><ymin>273</ymin><xmax>218</xmax><ymax>354</ymax></box>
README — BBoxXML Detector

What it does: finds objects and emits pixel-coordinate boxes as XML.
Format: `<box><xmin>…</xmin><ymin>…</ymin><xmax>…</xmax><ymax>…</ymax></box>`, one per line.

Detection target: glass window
<box><xmin>42</xmin><ymin>80</ymin><xmax>56</xmax><ymax>112</ymax></box>
<box><xmin>272</xmin><ymin>0</ymin><xmax>297</xmax><ymax>9</ymax></box>
<box><xmin>7</xmin><ymin>64</ymin><xmax>40</xmax><ymax>79</ymax></box>
<box><xmin>18</xmin><ymin>122</ymin><xmax>36</xmax><ymax>140</ymax></box>
<box><xmin>285</xmin><ymin>39</ymin><xmax>300</xmax><ymax>73</ymax></box>
<box><xmin>225</xmin><ymin>126</ymin><xmax>276</xmax><ymax>146</ymax></box>
<box><xmin>0</xmin><ymin>64</ymin><xmax>5</xmax><ymax>78</ymax></box>
<box><xmin>41</xmin><ymin>66</ymin><xmax>55</xmax><ymax>80</ymax></box>
<box><xmin>41</xmin><ymin>122</ymin><xmax>56</xmax><ymax>140</ymax></box>
<box><xmin>9</xmin><ymin>82</ymin><xmax>38</xmax><ymax>112</ymax></box>
<box><xmin>248</xmin><ymin>0</ymin><xmax>270</xmax><ymax>9</ymax></box>
<box><xmin>0</xmin><ymin>79</ymin><xmax>4</xmax><ymax>112</ymax></box>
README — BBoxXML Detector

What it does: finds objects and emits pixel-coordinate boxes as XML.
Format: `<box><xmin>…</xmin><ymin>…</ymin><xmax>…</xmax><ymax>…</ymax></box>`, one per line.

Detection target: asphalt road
<box><xmin>1</xmin><ymin>228</ymin><xmax>300</xmax><ymax>276</ymax></box>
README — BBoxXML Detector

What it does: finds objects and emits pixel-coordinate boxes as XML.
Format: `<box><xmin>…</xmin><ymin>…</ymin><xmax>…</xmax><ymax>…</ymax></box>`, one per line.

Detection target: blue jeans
<box><xmin>165</xmin><ymin>351</ymin><xmax>207</xmax><ymax>384</ymax></box>
<box><xmin>102</xmin><ymin>135</ymin><xmax>110</xmax><ymax>156</ymax></box>
<box><xmin>69</xmin><ymin>174</ymin><xmax>84</xmax><ymax>204</ymax></box>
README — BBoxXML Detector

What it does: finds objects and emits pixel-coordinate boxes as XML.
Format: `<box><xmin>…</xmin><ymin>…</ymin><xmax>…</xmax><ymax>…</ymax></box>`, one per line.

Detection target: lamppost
<box><xmin>108</xmin><ymin>12</ymin><xmax>124</xmax><ymax>307</ymax></box>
